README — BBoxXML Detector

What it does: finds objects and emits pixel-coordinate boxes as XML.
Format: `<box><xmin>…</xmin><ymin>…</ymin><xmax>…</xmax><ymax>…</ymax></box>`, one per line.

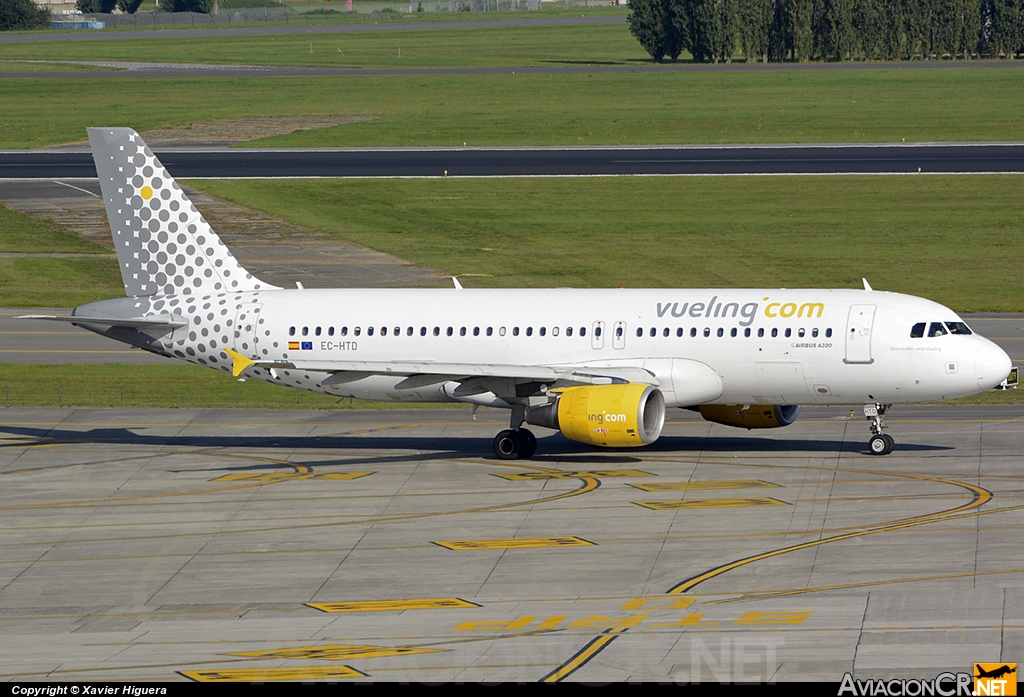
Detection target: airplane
<box><xmin>21</xmin><ymin>128</ymin><xmax>1013</xmax><ymax>460</ymax></box>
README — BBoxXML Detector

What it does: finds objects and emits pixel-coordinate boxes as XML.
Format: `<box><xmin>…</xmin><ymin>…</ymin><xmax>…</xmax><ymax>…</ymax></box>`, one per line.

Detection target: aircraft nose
<box><xmin>974</xmin><ymin>339</ymin><xmax>1013</xmax><ymax>391</ymax></box>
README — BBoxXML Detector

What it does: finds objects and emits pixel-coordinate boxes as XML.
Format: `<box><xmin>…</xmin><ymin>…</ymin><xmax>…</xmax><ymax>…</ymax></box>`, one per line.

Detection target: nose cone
<box><xmin>974</xmin><ymin>338</ymin><xmax>1013</xmax><ymax>391</ymax></box>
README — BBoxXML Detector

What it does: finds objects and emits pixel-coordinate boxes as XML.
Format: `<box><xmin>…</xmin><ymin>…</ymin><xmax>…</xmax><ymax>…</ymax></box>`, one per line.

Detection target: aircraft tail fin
<box><xmin>88</xmin><ymin>127</ymin><xmax>278</xmax><ymax>297</ymax></box>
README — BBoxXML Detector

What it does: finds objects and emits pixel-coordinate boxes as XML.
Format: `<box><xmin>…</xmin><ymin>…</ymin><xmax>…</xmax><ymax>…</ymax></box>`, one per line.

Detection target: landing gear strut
<box><xmin>865</xmin><ymin>403</ymin><xmax>894</xmax><ymax>455</ymax></box>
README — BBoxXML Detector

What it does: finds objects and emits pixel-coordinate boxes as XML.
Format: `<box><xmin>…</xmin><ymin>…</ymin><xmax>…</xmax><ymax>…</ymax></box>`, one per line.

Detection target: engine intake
<box><xmin>698</xmin><ymin>404</ymin><xmax>801</xmax><ymax>429</ymax></box>
<box><xmin>525</xmin><ymin>384</ymin><xmax>666</xmax><ymax>447</ymax></box>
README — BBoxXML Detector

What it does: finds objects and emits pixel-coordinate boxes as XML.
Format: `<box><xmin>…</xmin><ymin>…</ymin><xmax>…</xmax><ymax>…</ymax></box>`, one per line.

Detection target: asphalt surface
<box><xmin>1</xmin><ymin>404</ymin><xmax>1022</xmax><ymax>682</ymax></box>
<box><xmin>5</xmin><ymin>143</ymin><xmax>1024</xmax><ymax>178</ymax></box>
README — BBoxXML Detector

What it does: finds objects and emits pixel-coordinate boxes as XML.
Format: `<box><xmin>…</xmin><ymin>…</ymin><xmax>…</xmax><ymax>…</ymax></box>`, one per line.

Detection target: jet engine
<box><xmin>525</xmin><ymin>383</ymin><xmax>665</xmax><ymax>447</ymax></box>
<box><xmin>698</xmin><ymin>404</ymin><xmax>801</xmax><ymax>429</ymax></box>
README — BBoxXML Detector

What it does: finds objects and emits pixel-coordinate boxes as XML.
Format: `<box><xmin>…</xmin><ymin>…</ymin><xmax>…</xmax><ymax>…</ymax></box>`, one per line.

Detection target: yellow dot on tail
<box><xmin>140</xmin><ymin>186</ymin><xmax>153</xmax><ymax>200</ymax></box>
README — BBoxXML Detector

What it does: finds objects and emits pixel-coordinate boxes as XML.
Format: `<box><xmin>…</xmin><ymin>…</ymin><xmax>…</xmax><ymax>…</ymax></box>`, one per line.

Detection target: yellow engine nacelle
<box><xmin>698</xmin><ymin>404</ymin><xmax>801</xmax><ymax>430</ymax></box>
<box><xmin>526</xmin><ymin>384</ymin><xmax>666</xmax><ymax>447</ymax></box>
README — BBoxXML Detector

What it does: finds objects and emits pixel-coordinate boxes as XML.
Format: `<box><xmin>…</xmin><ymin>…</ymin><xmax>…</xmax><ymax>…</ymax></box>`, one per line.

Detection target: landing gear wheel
<box><xmin>518</xmin><ymin>428</ymin><xmax>537</xmax><ymax>459</ymax></box>
<box><xmin>493</xmin><ymin>429</ymin><xmax>521</xmax><ymax>460</ymax></box>
<box><xmin>869</xmin><ymin>434</ymin><xmax>889</xmax><ymax>455</ymax></box>
<box><xmin>882</xmin><ymin>433</ymin><xmax>895</xmax><ymax>454</ymax></box>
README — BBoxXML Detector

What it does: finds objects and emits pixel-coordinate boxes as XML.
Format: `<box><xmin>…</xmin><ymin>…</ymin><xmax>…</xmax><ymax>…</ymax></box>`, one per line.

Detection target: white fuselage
<box><xmin>112</xmin><ymin>286</ymin><xmax>1009</xmax><ymax>408</ymax></box>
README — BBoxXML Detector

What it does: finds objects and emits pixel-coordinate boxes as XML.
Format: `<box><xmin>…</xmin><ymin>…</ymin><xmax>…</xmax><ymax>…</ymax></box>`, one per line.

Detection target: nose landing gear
<box><xmin>865</xmin><ymin>403</ymin><xmax>894</xmax><ymax>455</ymax></box>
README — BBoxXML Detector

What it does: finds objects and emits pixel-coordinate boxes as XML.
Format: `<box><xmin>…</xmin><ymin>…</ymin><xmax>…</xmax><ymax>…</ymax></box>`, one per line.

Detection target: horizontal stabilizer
<box><xmin>18</xmin><ymin>314</ymin><xmax>187</xmax><ymax>329</ymax></box>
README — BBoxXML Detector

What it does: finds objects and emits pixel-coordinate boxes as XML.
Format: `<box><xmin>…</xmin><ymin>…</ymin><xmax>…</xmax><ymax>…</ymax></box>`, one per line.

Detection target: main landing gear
<box><xmin>493</xmin><ymin>428</ymin><xmax>536</xmax><ymax>460</ymax></box>
<box><xmin>864</xmin><ymin>403</ymin><xmax>895</xmax><ymax>455</ymax></box>
<box><xmin>493</xmin><ymin>406</ymin><xmax>537</xmax><ymax>460</ymax></box>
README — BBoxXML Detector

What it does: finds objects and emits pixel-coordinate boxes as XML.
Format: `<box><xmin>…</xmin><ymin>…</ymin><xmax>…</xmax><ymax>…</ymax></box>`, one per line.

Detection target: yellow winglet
<box><xmin>225</xmin><ymin>348</ymin><xmax>255</xmax><ymax>377</ymax></box>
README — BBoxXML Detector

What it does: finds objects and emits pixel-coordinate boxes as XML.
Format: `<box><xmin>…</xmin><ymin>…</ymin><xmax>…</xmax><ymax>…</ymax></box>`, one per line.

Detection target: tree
<box><xmin>158</xmin><ymin>0</ymin><xmax>215</xmax><ymax>12</ymax></box>
<box><xmin>0</xmin><ymin>0</ymin><xmax>50</xmax><ymax>30</ymax></box>
<box><xmin>628</xmin><ymin>0</ymin><xmax>684</xmax><ymax>62</ymax></box>
<box><xmin>118</xmin><ymin>0</ymin><xmax>146</xmax><ymax>13</ymax></box>
<box><xmin>76</xmin><ymin>0</ymin><xmax>116</xmax><ymax>12</ymax></box>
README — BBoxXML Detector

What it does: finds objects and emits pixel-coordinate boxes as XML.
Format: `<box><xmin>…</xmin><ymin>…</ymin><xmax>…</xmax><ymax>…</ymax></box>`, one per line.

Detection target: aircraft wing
<box><xmin>224</xmin><ymin>349</ymin><xmax>657</xmax><ymax>389</ymax></box>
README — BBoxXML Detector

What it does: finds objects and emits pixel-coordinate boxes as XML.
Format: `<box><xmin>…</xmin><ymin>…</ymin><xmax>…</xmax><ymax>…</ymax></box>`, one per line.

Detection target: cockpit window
<box><xmin>945</xmin><ymin>322</ymin><xmax>973</xmax><ymax>335</ymax></box>
<box><xmin>928</xmin><ymin>322</ymin><xmax>948</xmax><ymax>337</ymax></box>
<box><xmin>910</xmin><ymin>322</ymin><xmax>925</xmax><ymax>338</ymax></box>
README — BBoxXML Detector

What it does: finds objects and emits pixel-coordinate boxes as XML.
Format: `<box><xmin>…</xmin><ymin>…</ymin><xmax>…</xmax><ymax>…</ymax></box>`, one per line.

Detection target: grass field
<box><xmin>3</xmin><ymin>69</ymin><xmax>1024</xmax><ymax>149</ymax></box>
<box><xmin>1</xmin><ymin>23</ymin><xmax>639</xmax><ymax>69</ymax></box>
<box><xmin>3</xmin><ymin>176</ymin><xmax>1023</xmax><ymax>310</ymax></box>
<box><xmin>0</xmin><ymin>363</ymin><xmax>467</xmax><ymax>409</ymax></box>
<box><xmin>187</xmin><ymin>175</ymin><xmax>1024</xmax><ymax>312</ymax></box>
<box><xmin>0</xmin><ymin>205</ymin><xmax>122</xmax><ymax>307</ymax></box>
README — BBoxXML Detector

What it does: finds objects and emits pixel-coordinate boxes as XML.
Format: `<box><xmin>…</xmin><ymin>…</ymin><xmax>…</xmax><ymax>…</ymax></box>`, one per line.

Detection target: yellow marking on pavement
<box><xmin>493</xmin><ymin>469</ymin><xmax>652</xmax><ymax>481</ymax></box>
<box><xmin>630</xmin><ymin>480</ymin><xmax>780</xmax><ymax>492</ymax></box>
<box><xmin>211</xmin><ymin>471</ymin><xmax>372</xmax><ymax>483</ymax></box>
<box><xmin>308</xmin><ymin>598</ymin><xmax>479</xmax><ymax>613</ymax></box>
<box><xmin>181</xmin><ymin>666</ymin><xmax>365</xmax><ymax>682</ymax></box>
<box><xmin>709</xmin><ymin>568</ymin><xmax>1024</xmax><ymax>603</ymax></box>
<box><xmin>227</xmin><ymin>644</ymin><xmax>443</xmax><ymax>660</ymax></box>
<box><xmin>668</xmin><ymin>469</ymin><xmax>995</xmax><ymax>594</ymax></box>
<box><xmin>434</xmin><ymin>536</ymin><xmax>595</xmax><ymax>550</ymax></box>
<box><xmin>635</xmin><ymin>498</ymin><xmax>789</xmax><ymax>510</ymax></box>
<box><xmin>540</xmin><ymin>630</ymin><xmax>625</xmax><ymax>683</ymax></box>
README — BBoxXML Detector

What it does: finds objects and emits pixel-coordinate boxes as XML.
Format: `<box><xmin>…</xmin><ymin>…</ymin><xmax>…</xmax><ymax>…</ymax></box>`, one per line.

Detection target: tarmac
<box><xmin>0</xmin><ymin>404</ymin><xmax>1022</xmax><ymax>682</ymax></box>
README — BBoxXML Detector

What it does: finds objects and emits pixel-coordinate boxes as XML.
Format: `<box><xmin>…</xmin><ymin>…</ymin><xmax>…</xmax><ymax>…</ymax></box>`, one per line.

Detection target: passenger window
<box><xmin>565</xmin><ymin>327</ymin><xmax>572</xmax><ymax>337</ymax></box>
<box><xmin>487</xmin><ymin>327</ymin><xmax>493</xmax><ymax>336</ymax></box>
<box><xmin>447</xmin><ymin>327</ymin><xmax>454</xmax><ymax>336</ymax></box>
<box><xmin>407</xmin><ymin>327</ymin><xmax>413</xmax><ymax>336</ymax></box>
<box><xmin>289</xmin><ymin>326</ymin><xmax>295</xmax><ymax>336</ymax></box>
<box><xmin>825</xmin><ymin>328</ymin><xmax>833</xmax><ymax>338</ymax></box>
<box><xmin>785</xmin><ymin>328</ymin><xmax>792</xmax><ymax>338</ymax></box>
<box><xmin>328</xmin><ymin>327</ymin><xmax>335</xmax><ymax>336</ymax></box>
<box><xmin>798</xmin><ymin>328</ymin><xmax>805</xmax><ymax>337</ymax></box>
<box><xmin>526</xmin><ymin>327</ymin><xmax>533</xmax><ymax>337</ymax></box>
<box><xmin>717</xmin><ymin>328</ymin><xmax>724</xmax><ymax>337</ymax></box>
<box><xmin>946</xmin><ymin>322</ymin><xmax>973</xmax><ymax>335</ymax></box>
<box><xmin>758</xmin><ymin>328</ymin><xmax>764</xmax><ymax>338</ymax></box>
<box><xmin>368</xmin><ymin>327</ymin><xmax>375</xmax><ymax>336</ymax></box>
<box><xmin>341</xmin><ymin>327</ymin><xmax>348</xmax><ymax>337</ymax></box>
<box><xmin>636</xmin><ymin>327</ymin><xmax>643</xmax><ymax>338</ymax></box>
<box><xmin>540</xmin><ymin>327</ymin><xmax>546</xmax><ymax>337</ymax></box>
<box><xmin>473</xmin><ymin>327</ymin><xmax>480</xmax><ymax>336</ymax></box>
<box><xmin>910</xmin><ymin>322</ymin><xmax>926</xmax><ymax>338</ymax></box>
<box><xmin>302</xmin><ymin>326</ymin><xmax>308</xmax><ymax>336</ymax></box>
<box><xmin>744</xmin><ymin>328</ymin><xmax>751</xmax><ymax>337</ymax></box>
<box><xmin>354</xmin><ymin>327</ymin><xmax>361</xmax><ymax>336</ymax></box>
<box><xmin>552</xmin><ymin>327</ymin><xmax>559</xmax><ymax>336</ymax></box>
<box><xmin>928</xmin><ymin>322</ymin><xmax>948</xmax><ymax>337</ymax></box>
<box><xmin>703</xmin><ymin>328</ymin><xmax>710</xmax><ymax>337</ymax></box>
<box><xmin>433</xmin><ymin>327</ymin><xmax>440</xmax><ymax>336</ymax></box>
<box><xmin>594</xmin><ymin>326</ymin><xmax>601</xmax><ymax>337</ymax></box>
<box><xmin>499</xmin><ymin>327</ymin><xmax>506</xmax><ymax>336</ymax></box>
<box><xmin>580</xmin><ymin>327</ymin><xmax>586</xmax><ymax>337</ymax></box>
<box><xmin>811</xmin><ymin>328</ymin><xmax>818</xmax><ymax>338</ymax></box>
<box><xmin>650</xmin><ymin>327</ymin><xmax>656</xmax><ymax>338</ymax></box>
<box><xmin>676</xmin><ymin>328</ymin><xmax>683</xmax><ymax>337</ymax></box>
<box><xmin>663</xmin><ymin>327</ymin><xmax>670</xmax><ymax>337</ymax></box>
<box><xmin>313</xmin><ymin>326</ymin><xmax>319</xmax><ymax>336</ymax></box>
<box><xmin>459</xmin><ymin>327</ymin><xmax>466</xmax><ymax>336</ymax></box>
<box><xmin>420</xmin><ymin>327</ymin><xmax>427</xmax><ymax>336</ymax></box>
<box><xmin>394</xmin><ymin>326</ymin><xmax>400</xmax><ymax>336</ymax></box>
<box><xmin>771</xmin><ymin>328</ymin><xmax>778</xmax><ymax>338</ymax></box>
<box><xmin>513</xmin><ymin>327</ymin><xmax>520</xmax><ymax>336</ymax></box>
<box><xmin>690</xmin><ymin>327</ymin><xmax>697</xmax><ymax>337</ymax></box>
<box><xmin>380</xmin><ymin>326</ymin><xmax>386</xmax><ymax>336</ymax></box>
<box><xmin>730</xmin><ymin>328</ymin><xmax>737</xmax><ymax>337</ymax></box>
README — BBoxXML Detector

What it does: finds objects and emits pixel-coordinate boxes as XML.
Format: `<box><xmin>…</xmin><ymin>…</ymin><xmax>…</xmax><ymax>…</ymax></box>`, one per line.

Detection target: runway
<box><xmin>5</xmin><ymin>143</ymin><xmax>1024</xmax><ymax>178</ymax></box>
<box><xmin>0</xmin><ymin>405</ymin><xmax>1021</xmax><ymax>682</ymax></box>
